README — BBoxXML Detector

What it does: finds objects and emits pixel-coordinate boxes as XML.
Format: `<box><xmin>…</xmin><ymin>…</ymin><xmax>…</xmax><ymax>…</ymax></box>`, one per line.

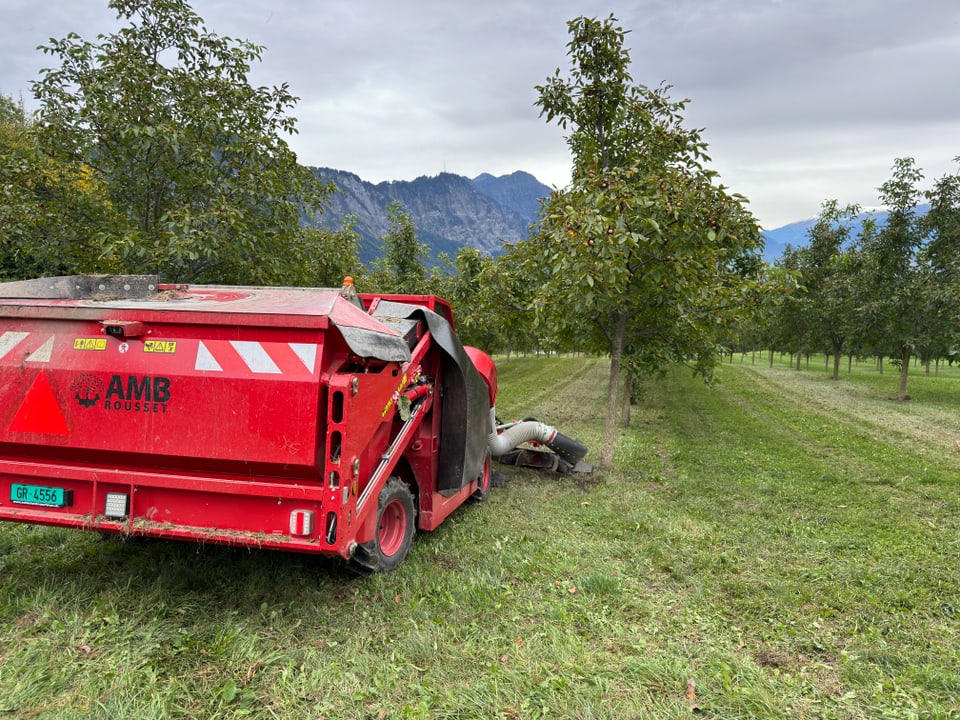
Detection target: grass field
<box><xmin>1</xmin><ymin>355</ymin><xmax>958</xmax><ymax>719</ymax></box>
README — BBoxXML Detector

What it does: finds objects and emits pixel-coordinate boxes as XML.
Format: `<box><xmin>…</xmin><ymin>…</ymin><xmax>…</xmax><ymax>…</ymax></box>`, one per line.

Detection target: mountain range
<box><xmin>311</xmin><ymin>167</ymin><xmax>913</xmax><ymax>265</ymax></box>
<box><xmin>312</xmin><ymin>168</ymin><xmax>551</xmax><ymax>264</ymax></box>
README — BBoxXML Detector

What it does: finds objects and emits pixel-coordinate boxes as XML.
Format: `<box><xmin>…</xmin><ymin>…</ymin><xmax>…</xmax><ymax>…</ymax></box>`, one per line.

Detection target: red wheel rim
<box><xmin>378</xmin><ymin>499</ymin><xmax>407</xmax><ymax>557</ymax></box>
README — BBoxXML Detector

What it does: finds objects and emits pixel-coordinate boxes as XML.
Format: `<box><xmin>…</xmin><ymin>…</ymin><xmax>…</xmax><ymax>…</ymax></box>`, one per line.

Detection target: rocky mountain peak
<box><xmin>312</xmin><ymin>168</ymin><xmax>552</xmax><ymax>263</ymax></box>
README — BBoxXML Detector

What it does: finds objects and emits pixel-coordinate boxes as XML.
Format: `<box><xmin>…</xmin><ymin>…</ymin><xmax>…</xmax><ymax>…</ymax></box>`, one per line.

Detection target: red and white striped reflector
<box><xmin>0</xmin><ymin>332</ymin><xmax>55</xmax><ymax>364</ymax></box>
<box><xmin>195</xmin><ymin>341</ymin><xmax>317</xmax><ymax>377</ymax></box>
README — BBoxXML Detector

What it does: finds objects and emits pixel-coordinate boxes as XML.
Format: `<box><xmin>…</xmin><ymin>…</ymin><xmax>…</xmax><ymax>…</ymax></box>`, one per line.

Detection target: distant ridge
<box><xmin>472</xmin><ymin>170</ymin><xmax>553</xmax><ymax>220</ymax></box>
<box><xmin>311</xmin><ymin>168</ymin><xmax>552</xmax><ymax>264</ymax></box>
<box><xmin>316</xmin><ymin>166</ymin><xmax>911</xmax><ymax>266</ymax></box>
<box><xmin>761</xmin><ymin>205</ymin><xmax>931</xmax><ymax>262</ymax></box>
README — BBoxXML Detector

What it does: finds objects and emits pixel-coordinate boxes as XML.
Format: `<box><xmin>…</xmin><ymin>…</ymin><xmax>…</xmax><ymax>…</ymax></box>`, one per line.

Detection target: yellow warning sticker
<box><xmin>74</xmin><ymin>338</ymin><xmax>107</xmax><ymax>351</ymax></box>
<box><xmin>143</xmin><ymin>340</ymin><xmax>177</xmax><ymax>354</ymax></box>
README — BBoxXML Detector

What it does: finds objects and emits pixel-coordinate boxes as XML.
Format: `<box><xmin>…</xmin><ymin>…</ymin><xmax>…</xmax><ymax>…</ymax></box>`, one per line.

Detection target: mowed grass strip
<box><xmin>0</xmin><ymin>356</ymin><xmax>957</xmax><ymax>719</ymax></box>
<box><xmin>623</xmin><ymin>360</ymin><xmax>960</xmax><ymax>719</ymax></box>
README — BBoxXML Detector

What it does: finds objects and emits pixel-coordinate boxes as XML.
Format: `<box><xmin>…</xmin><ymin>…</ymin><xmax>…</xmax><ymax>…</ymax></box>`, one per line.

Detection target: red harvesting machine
<box><xmin>0</xmin><ymin>275</ymin><xmax>586</xmax><ymax>573</ymax></box>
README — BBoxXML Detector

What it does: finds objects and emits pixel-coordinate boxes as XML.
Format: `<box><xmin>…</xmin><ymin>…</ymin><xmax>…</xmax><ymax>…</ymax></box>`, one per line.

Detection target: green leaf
<box><xmin>221</xmin><ymin>679</ymin><xmax>238</xmax><ymax>704</ymax></box>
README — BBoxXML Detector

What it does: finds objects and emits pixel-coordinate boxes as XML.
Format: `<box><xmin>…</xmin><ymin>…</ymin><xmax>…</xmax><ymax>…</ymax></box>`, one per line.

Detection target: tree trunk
<box><xmin>829</xmin><ymin>340</ymin><xmax>842</xmax><ymax>380</ymax></box>
<box><xmin>897</xmin><ymin>347</ymin><xmax>911</xmax><ymax>401</ymax></box>
<box><xmin>601</xmin><ymin>313</ymin><xmax>628</xmax><ymax>468</ymax></box>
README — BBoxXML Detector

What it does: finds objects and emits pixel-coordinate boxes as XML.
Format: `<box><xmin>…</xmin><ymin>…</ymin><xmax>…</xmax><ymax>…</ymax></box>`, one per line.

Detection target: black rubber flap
<box><xmin>373</xmin><ymin>301</ymin><xmax>492</xmax><ymax>493</ymax></box>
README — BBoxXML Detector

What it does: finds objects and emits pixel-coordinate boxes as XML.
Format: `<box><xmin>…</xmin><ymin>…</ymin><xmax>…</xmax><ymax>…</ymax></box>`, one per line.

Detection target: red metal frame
<box><xmin>359</xmin><ymin>292</ymin><xmax>455</xmax><ymax>327</ymax></box>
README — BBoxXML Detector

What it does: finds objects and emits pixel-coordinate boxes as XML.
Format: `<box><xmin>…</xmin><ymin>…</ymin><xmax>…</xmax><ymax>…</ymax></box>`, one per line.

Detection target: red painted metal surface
<box><xmin>464</xmin><ymin>346</ymin><xmax>498</xmax><ymax>405</ymax></box>
<box><xmin>0</xmin><ymin>279</ymin><xmax>494</xmax><ymax>565</ymax></box>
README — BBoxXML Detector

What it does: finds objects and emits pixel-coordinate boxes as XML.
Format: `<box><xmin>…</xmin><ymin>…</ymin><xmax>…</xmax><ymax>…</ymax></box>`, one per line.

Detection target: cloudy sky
<box><xmin>2</xmin><ymin>0</ymin><xmax>959</xmax><ymax>229</ymax></box>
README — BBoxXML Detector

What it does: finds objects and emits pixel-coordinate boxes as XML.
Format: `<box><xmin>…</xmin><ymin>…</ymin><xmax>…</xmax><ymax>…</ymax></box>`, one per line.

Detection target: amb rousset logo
<box><xmin>70</xmin><ymin>374</ymin><xmax>104</xmax><ymax>408</ymax></box>
<box><xmin>71</xmin><ymin>374</ymin><xmax>172</xmax><ymax>413</ymax></box>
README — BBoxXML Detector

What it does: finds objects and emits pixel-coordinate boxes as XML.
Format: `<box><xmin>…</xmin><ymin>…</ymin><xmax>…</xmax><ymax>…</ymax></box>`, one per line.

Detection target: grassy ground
<box><xmin>1</xmin><ymin>355</ymin><xmax>958</xmax><ymax>719</ymax></box>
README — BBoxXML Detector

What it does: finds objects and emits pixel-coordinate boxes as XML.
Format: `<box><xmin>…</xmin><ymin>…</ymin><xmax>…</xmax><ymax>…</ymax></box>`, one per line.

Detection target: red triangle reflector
<box><xmin>9</xmin><ymin>371</ymin><xmax>69</xmax><ymax>435</ymax></box>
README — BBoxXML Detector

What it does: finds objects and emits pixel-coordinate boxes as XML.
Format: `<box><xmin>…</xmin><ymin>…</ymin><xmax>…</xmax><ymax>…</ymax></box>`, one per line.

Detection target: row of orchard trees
<box><xmin>749</xmin><ymin>157</ymin><xmax>960</xmax><ymax>401</ymax></box>
<box><xmin>2</xmin><ymin>2</ymin><xmax>773</xmax><ymax>467</ymax></box>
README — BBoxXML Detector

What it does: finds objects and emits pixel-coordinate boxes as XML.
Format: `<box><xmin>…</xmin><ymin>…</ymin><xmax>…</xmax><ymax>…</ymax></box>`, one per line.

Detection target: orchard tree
<box><xmin>764</xmin><ymin>157</ymin><xmax>960</xmax><ymax>386</ymax></box>
<box><xmin>485</xmin><ymin>244</ymin><xmax>548</xmax><ymax>358</ymax></box>
<box><xmin>771</xmin><ymin>244</ymin><xmax>812</xmax><ymax>367</ymax></box>
<box><xmin>32</xmin><ymin>0</ymin><xmax>329</xmax><ymax>283</ymax></box>
<box><xmin>0</xmin><ymin>92</ymin><xmax>120</xmax><ymax>278</ymax></box>
<box><xmin>751</xmin><ymin>262</ymin><xmax>800</xmax><ymax>368</ymax></box>
<box><xmin>804</xmin><ymin>200</ymin><xmax>861</xmax><ymax>379</ymax></box>
<box><xmin>532</xmin><ymin>15</ymin><xmax>765</xmax><ymax>467</ymax></box>
<box><xmin>280</xmin><ymin>218</ymin><xmax>364</xmax><ymax>289</ymax></box>
<box><xmin>923</xmin><ymin>159</ymin><xmax>960</xmax><ymax>270</ymax></box>
<box><xmin>857</xmin><ymin>158</ymin><xmax>942</xmax><ymax>400</ymax></box>
<box><xmin>368</xmin><ymin>201</ymin><xmax>428</xmax><ymax>294</ymax></box>
<box><xmin>438</xmin><ymin>247</ymin><xmax>504</xmax><ymax>350</ymax></box>
<box><xmin>916</xmin><ymin>160</ymin><xmax>960</xmax><ymax>372</ymax></box>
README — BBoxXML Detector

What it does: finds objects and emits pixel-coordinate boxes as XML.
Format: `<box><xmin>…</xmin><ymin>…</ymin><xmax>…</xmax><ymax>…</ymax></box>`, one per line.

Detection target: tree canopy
<box><xmin>0</xmin><ymin>94</ymin><xmax>120</xmax><ymax>279</ymax></box>
<box><xmin>31</xmin><ymin>0</ymin><xmax>332</xmax><ymax>284</ymax></box>
<box><xmin>526</xmin><ymin>15</ymin><xmax>767</xmax><ymax>466</ymax></box>
<box><xmin>367</xmin><ymin>201</ymin><xmax>429</xmax><ymax>294</ymax></box>
<box><xmin>761</xmin><ymin>157</ymin><xmax>960</xmax><ymax>400</ymax></box>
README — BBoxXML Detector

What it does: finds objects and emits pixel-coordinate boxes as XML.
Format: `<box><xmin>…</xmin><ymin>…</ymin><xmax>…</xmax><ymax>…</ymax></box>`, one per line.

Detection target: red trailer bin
<box><xmin>0</xmin><ymin>275</ymin><xmax>493</xmax><ymax>573</ymax></box>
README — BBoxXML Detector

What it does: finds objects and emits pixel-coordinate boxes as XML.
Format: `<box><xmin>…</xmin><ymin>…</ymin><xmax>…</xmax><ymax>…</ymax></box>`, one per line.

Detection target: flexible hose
<box><xmin>487</xmin><ymin>407</ymin><xmax>557</xmax><ymax>458</ymax></box>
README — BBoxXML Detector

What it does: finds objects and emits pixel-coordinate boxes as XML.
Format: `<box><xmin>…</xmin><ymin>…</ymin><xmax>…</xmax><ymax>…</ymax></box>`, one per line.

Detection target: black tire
<box><xmin>349</xmin><ymin>478</ymin><xmax>416</xmax><ymax>574</ymax></box>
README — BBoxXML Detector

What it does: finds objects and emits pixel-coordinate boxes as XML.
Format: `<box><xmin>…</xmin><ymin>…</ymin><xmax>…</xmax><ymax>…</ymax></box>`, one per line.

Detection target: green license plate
<box><xmin>10</xmin><ymin>484</ymin><xmax>73</xmax><ymax>508</ymax></box>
